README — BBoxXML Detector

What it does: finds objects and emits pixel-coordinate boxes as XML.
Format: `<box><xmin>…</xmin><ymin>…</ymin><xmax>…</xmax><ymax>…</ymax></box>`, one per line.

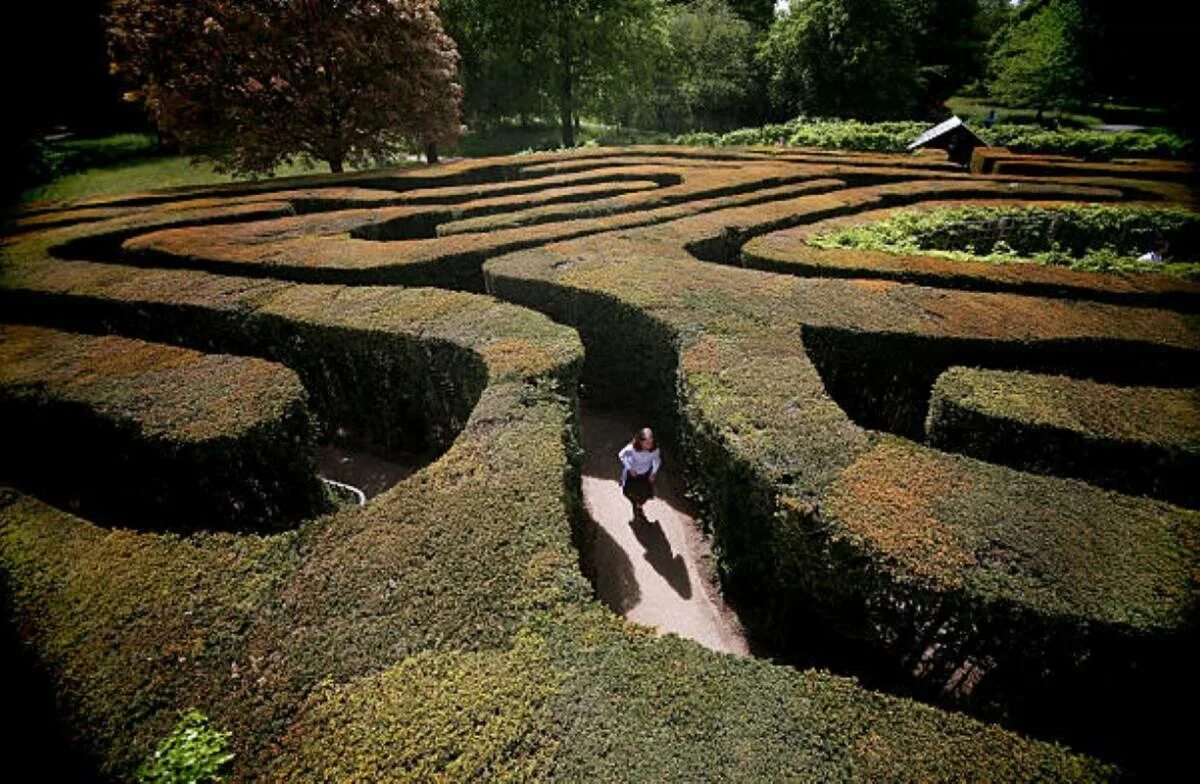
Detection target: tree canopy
<box><xmin>988</xmin><ymin>0</ymin><xmax>1089</xmax><ymax>113</ymax></box>
<box><xmin>759</xmin><ymin>0</ymin><xmax>922</xmax><ymax>121</ymax></box>
<box><xmin>654</xmin><ymin>0</ymin><xmax>760</xmax><ymax>132</ymax></box>
<box><xmin>443</xmin><ymin>0</ymin><xmax>666</xmax><ymax>147</ymax></box>
<box><xmin>108</xmin><ymin>0</ymin><xmax>464</xmax><ymax>174</ymax></box>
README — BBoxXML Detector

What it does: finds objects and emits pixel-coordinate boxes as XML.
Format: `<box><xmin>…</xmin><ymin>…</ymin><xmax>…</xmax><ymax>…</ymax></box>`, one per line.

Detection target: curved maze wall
<box><xmin>1</xmin><ymin>146</ymin><xmax>1196</xmax><ymax>780</ymax></box>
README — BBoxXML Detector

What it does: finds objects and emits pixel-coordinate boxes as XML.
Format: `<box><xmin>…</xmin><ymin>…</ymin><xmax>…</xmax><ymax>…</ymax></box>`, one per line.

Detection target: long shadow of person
<box><xmin>630</xmin><ymin>515</ymin><xmax>692</xmax><ymax>599</ymax></box>
<box><xmin>587</xmin><ymin>516</ymin><xmax>641</xmax><ymax>614</ymax></box>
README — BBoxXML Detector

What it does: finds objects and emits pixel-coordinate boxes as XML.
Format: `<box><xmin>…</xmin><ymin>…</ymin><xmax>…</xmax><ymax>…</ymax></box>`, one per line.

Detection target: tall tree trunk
<box><xmin>425</xmin><ymin>143</ymin><xmax>439</xmax><ymax>164</ymax></box>
<box><xmin>559</xmin><ymin>63</ymin><xmax>575</xmax><ymax>147</ymax></box>
<box><xmin>328</xmin><ymin>157</ymin><xmax>345</xmax><ymax>173</ymax></box>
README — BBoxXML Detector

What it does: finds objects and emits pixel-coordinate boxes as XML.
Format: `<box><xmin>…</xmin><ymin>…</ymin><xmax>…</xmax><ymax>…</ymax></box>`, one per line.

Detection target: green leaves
<box><xmin>676</xmin><ymin>116</ymin><xmax>1192</xmax><ymax>159</ymax></box>
<box><xmin>108</xmin><ymin>1</ymin><xmax>463</xmax><ymax>175</ymax></box>
<box><xmin>137</xmin><ymin>710</ymin><xmax>234</xmax><ymax>784</ymax></box>
<box><xmin>810</xmin><ymin>203</ymin><xmax>1200</xmax><ymax>279</ymax></box>
<box><xmin>987</xmin><ymin>0</ymin><xmax>1089</xmax><ymax>111</ymax></box>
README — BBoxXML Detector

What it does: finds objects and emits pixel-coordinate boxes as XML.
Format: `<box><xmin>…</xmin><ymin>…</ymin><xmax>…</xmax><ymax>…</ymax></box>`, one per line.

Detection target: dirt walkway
<box><xmin>581</xmin><ymin>408</ymin><xmax>749</xmax><ymax>656</ymax></box>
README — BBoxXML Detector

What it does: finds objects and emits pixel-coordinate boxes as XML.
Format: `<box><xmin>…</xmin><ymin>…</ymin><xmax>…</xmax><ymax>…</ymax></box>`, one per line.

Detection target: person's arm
<box><xmin>618</xmin><ymin>444</ymin><xmax>634</xmax><ymax>484</ymax></box>
<box><xmin>649</xmin><ymin>449</ymin><xmax>662</xmax><ymax>480</ymax></box>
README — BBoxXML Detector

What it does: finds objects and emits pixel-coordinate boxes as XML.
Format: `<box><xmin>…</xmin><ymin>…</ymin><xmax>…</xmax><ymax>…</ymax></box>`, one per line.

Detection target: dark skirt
<box><xmin>623</xmin><ymin>472</ymin><xmax>655</xmax><ymax>504</ymax></box>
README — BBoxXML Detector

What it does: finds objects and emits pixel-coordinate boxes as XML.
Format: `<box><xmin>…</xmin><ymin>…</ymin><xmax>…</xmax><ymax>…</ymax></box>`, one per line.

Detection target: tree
<box><xmin>988</xmin><ymin>0</ymin><xmax>1089</xmax><ymax>113</ymax></box>
<box><xmin>908</xmin><ymin>0</ymin><xmax>993</xmax><ymax>109</ymax></box>
<box><xmin>439</xmin><ymin>0</ymin><xmax>545</xmax><ymax>128</ymax></box>
<box><xmin>759</xmin><ymin>0</ymin><xmax>922</xmax><ymax>121</ymax></box>
<box><xmin>648</xmin><ymin>0</ymin><xmax>759</xmax><ymax>132</ymax></box>
<box><xmin>681</xmin><ymin>0</ymin><xmax>776</xmax><ymax>28</ymax></box>
<box><xmin>441</xmin><ymin>0</ymin><xmax>666</xmax><ymax>147</ymax></box>
<box><xmin>108</xmin><ymin>0</ymin><xmax>463</xmax><ymax>174</ymax></box>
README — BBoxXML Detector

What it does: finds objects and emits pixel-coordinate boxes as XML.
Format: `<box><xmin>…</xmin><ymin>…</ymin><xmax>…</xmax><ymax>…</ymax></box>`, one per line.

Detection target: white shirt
<box><xmin>619</xmin><ymin>443</ymin><xmax>661</xmax><ymax>485</ymax></box>
<box><xmin>1138</xmin><ymin>250</ymin><xmax>1163</xmax><ymax>262</ymax></box>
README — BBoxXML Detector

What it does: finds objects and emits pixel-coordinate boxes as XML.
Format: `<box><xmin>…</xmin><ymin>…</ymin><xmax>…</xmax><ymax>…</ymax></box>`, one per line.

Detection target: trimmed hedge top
<box><xmin>926</xmin><ymin>367</ymin><xmax>1200</xmax><ymax>508</ymax></box>
<box><xmin>0</xmin><ymin>324</ymin><xmax>305</xmax><ymax>443</ymax></box>
<box><xmin>0</xmin><ymin>324</ymin><xmax>327</xmax><ymax>530</ymax></box>
<box><xmin>824</xmin><ymin>435</ymin><xmax>1197</xmax><ymax>628</ymax></box>
<box><xmin>932</xmin><ymin>367</ymin><xmax>1200</xmax><ymax>449</ymax></box>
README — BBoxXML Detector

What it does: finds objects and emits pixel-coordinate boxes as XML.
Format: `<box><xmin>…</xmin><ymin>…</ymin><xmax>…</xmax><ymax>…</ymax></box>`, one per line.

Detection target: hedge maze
<box><xmin>2</xmin><ymin>145</ymin><xmax>1197</xmax><ymax>780</ymax></box>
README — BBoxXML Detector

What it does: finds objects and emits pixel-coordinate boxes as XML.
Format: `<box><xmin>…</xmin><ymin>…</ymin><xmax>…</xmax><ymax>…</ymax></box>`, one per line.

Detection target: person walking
<box><xmin>619</xmin><ymin>427</ymin><xmax>661</xmax><ymax>522</ymax></box>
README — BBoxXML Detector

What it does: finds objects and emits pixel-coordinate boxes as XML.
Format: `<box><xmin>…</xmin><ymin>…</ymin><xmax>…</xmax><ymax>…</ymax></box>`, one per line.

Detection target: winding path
<box><xmin>580</xmin><ymin>408</ymin><xmax>749</xmax><ymax>656</ymax></box>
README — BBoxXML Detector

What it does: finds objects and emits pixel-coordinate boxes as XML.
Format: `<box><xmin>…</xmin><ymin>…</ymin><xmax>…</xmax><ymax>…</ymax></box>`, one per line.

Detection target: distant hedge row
<box><xmin>675</xmin><ymin>117</ymin><xmax>1193</xmax><ymax>160</ymax></box>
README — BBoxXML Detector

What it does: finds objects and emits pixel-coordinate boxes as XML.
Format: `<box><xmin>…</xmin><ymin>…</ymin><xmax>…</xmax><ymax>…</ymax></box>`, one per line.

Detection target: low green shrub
<box><xmin>982</xmin><ymin>125</ymin><xmax>1192</xmax><ymax>160</ymax></box>
<box><xmin>676</xmin><ymin>117</ymin><xmax>928</xmax><ymax>152</ymax></box>
<box><xmin>809</xmin><ymin>204</ymin><xmax>1200</xmax><ymax>279</ymax></box>
<box><xmin>137</xmin><ymin>709</ymin><xmax>234</xmax><ymax>784</ymax></box>
<box><xmin>675</xmin><ymin>116</ymin><xmax>1193</xmax><ymax>159</ymax></box>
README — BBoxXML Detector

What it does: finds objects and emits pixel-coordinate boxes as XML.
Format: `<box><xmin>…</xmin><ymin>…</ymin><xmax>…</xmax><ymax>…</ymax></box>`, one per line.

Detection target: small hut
<box><xmin>907</xmin><ymin>116</ymin><xmax>987</xmax><ymax>168</ymax></box>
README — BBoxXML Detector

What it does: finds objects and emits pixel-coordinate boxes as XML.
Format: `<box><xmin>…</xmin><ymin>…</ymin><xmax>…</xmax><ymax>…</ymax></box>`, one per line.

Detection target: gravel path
<box><xmin>581</xmin><ymin>408</ymin><xmax>749</xmax><ymax>656</ymax></box>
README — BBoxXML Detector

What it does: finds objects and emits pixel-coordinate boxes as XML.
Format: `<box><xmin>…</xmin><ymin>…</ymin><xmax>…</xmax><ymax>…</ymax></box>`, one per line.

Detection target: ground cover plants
<box><xmin>2</xmin><ymin>144</ymin><xmax>1197</xmax><ymax>781</ymax></box>
<box><xmin>675</xmin><ymin>116</ymin><xmax>1194</xmax><ymax>160</ymax></box>
<box><xmin>807</xmin><ymin>204</ymin><xmax>1200</xmax><ymax>279</ymax></box>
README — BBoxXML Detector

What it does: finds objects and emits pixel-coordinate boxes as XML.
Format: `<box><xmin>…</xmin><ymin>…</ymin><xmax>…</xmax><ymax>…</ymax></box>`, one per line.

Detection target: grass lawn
<box><xmin>947</xmin><ymin>96</ymin><xmax>1171</xmax><ymax>130</ymax></box>
<box><xmin>20</xmin><ymin>155</ymin><xmax>364</xmax><ymax>204</ymax></box>
<box><xmin>947</xmin><ymin>97</ymin><xmax>1104</xmax><ymax>128</ymax></box>
<box><xmin>453</xmin><ymin>121</ymin><xmax>670</xmax><ymax>157</ymax></box>
<box><xmin>20</xmin><ymin>122</ymin><xmax>673</xmax><ymax>205</ymax></box>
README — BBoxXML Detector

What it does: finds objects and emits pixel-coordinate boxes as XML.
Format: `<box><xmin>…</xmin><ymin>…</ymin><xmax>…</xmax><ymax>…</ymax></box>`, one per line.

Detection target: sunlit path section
<box><xmin>580</xmin><ymin>408</ymin><xmax>749</xmax><ymax>656</ymax></box>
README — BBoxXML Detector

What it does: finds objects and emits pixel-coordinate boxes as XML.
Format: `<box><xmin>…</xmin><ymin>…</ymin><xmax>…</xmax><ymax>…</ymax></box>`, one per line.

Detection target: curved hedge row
<box><xmin>0</xmin><ymin>324</ymin><xmax>325</xmax><ymax>530</ymax></box>
<box><xmin>970</xmin><ymin>146</ymin><xmax>1197</xmax><ymax>181</ymax></box>
<box><xmin>0</xmin><ymin>269</ymin><xmax>588</xmax><ymax>779</ymax></box>
<box><xmin>928</xmin><ymin>367</ymin><xmax>1200</xmax><ymax>508</ymax></box>
<box><xmin>0</xmin><ymin>148</ymin><xmax>1134</xmax><ymax>780</ymax></box>
<box><xmin>743</xmin><ymin>200</ymin><xmax>1200</xmax><ymax>309</ymax></box>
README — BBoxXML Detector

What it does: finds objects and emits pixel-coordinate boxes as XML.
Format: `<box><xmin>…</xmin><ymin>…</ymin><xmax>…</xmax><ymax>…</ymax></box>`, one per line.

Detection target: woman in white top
<box><xmin>618</xmin><ymin>427</ymin><xmax>662</xmax><ymax>521</ymax></box>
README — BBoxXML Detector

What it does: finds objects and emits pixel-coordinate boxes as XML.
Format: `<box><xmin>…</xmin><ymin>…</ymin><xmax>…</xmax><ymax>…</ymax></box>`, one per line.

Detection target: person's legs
<box><xmin>625</xmin><ymin>474</ymin><xmax>648</xmax><ymax>520</ymax></box>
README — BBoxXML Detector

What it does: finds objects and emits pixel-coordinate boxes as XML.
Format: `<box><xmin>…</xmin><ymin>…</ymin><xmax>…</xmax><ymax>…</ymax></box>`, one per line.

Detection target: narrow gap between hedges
<box><xmin>315</xmin><ymin>442</ymin><xmax>426</xmax><ymax>500</ymax></box>
<box><xmin>578</xmin><ymin>405</ymin><xmax>749</xmax><ymax>657</ymax></box>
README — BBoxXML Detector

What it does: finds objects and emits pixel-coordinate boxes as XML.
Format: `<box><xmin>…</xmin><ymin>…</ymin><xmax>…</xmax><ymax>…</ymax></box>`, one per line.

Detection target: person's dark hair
<box><xmin>631</xmin><ymin>427</ymin><xmax>655</xmax><ymax>452</ymax></box>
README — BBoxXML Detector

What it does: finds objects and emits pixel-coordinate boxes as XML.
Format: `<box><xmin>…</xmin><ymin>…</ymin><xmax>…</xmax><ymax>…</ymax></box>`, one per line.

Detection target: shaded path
<box><xmin>581</xmin><ymin>408</ymin><xmax>749</xmax><ymax>656</ymax></box>
<box><xmin>316</xmin><ymin>443</ymin><xmax>424</xmax><ymax>499</ymax></box>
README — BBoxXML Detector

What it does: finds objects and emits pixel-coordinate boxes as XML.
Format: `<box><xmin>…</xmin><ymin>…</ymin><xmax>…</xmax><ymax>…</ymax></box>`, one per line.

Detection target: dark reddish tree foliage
<box><xmin>108</xmin><ymin>0</ymin><xmax>463</xmax><ymax>174</ymax></box>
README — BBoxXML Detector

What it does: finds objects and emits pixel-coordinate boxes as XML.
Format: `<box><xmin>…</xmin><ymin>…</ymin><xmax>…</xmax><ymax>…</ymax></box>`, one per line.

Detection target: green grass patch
<box><xmin>454</xmin><ymin>120</ymin><xmax>671</xmax><ymax>158</ymax></box>
<box><xmin>946</xmin><ymin>97</ymin><xmax>1103</xmax><ymax>129</ymax></box>
<box><xmin>809</xmin><ymin>204</ymin><xmax>1200</xmax><ymax>279</ymax></box>
<box><xmin>20</xmin><ymin>125</ymin><xmax>672</xmax><ymax>205</ymax></box>
<box><xmin>20</xmin><ymin>155</ymin><xmax>390</xmax><ymax>205</ymax></box>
